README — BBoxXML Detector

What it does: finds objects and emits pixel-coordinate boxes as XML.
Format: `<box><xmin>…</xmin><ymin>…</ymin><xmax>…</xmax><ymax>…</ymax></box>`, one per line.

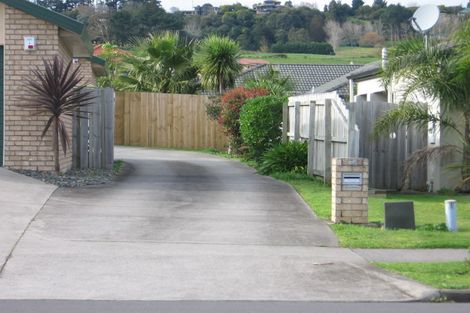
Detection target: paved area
<box><xmin>1</xmin><ymin>301</ymin><xmax>470</xmax><ymax>313</ymax></box>
<box><xmin>354</xmin><ymin>249</ymin><xmax>470</xmax><ymax>263</ymax></box>
<box><xmin>0</xmin><ymin>168</ymin><xmax>56</xmax><ymax>271</ymax></box>
<box><xmin>0</xmin><ymin>147</ymin><xmax>437</xmax><ymax>301</ymax></box>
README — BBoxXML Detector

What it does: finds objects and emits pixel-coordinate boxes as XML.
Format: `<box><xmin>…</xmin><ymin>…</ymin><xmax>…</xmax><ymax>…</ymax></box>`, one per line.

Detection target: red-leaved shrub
<box><xmin>218</xmin><ymin>87</ymin><xmax>269</xmax><ymax>152</ymax></box>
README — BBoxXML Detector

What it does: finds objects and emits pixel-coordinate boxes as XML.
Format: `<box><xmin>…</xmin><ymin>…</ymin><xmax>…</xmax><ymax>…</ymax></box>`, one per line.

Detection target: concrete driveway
<box><xmin>0</xmin><ymin>147</ymin><xmax>436</xmax><ymax>301</ymax></box>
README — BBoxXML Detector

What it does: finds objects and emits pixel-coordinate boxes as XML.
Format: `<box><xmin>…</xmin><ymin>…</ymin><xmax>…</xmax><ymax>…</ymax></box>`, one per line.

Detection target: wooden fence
<box><xmin>72</xmin><ymin>88</ymin><xmax>115</xmax><ymax>170</ymax></box>
<box><xmin>114</xmin><ymin>92</ymin><xmax>227</xmax><ymax>150</ymax></box>
<box><xmin>285</xmin><ymin>94</ymin><xmax>427</xmax><ymax>190</ymax></box>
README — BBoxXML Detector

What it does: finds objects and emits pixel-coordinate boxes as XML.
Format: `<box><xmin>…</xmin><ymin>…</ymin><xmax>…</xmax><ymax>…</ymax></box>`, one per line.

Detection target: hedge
<box><xmin>270</xmin><ymin>42</ymin><xmax>334</xmax><ymax>55</ymax></box>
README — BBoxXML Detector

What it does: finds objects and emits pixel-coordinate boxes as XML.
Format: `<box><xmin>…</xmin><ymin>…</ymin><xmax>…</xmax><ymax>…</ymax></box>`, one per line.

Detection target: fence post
<box><xmin>307</xmin><ymin>101</ymin><xmax>316</xmax><ymax>176</ymax></box>
<box><xmin>324</xmin><ymin>99</ymin><xmax>332</xmax><ymax>184</ymax></box>
<box><xmin>79</xmin><ymin>104</ymin><xmax>89</xmax><ymax>170</ymax></box>
<box><xmin>282</xmin><ymin>101</ymin><xmax>289</xmax><ymax>143</ymax></box>
<box><xmin>103</xmin><ymin>88</ymin><xmax>115</xmax><ymax>169</ymax></box>
<box><xmin>347</xmin><ymin>103</ymin><xmax>359</xmax><ymax>157</ymax></box>
<box><xmin>294</xmin><ymin>101</ymin><xmax>301</xmax><ymax>141</ymax></box>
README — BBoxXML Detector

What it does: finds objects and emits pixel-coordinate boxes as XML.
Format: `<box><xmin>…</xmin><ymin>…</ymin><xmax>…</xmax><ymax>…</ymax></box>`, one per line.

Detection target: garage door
<box><xmin>0</xmin><ymin>46</ymin><xmax>3</xmax><ymax>165</ymax></box>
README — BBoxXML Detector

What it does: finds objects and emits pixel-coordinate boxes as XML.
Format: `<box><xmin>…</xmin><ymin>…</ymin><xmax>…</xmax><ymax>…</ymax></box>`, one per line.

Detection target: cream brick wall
<box><xmin>332</xmin><ymin>158</ymin><xmax>369</xmax><ymax>224</ymax></box>
<box><xmin>3</xmin><ymin>6</ymin><xmax>72</xmax><ymax>171</ymax></box>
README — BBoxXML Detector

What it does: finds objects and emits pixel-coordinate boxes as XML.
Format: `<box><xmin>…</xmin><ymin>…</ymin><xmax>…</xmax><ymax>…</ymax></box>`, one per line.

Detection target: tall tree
<box><xmin>193</xmin><ymin>35</ymin><xmax>242</xmax><ymax>94</ymax></box>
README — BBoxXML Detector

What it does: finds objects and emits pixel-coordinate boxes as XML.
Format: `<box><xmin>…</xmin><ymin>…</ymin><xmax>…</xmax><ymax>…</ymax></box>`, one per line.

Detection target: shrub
<box><xmin>270</xmin><ymin>42</ymin><xmax>334</xmax><ymax>55</ymax></box>
<box><xmin>260</xmin><ymin>141</ymin><xmax>308</xmax><ymax>174</ymax></box>
<box><xmin>239</xmin><ymin>95</ymin><xmax>286</xmax><ymax>159</ymax></box>
<box><xmin>218</xmin><ymin>87</ymin><xmax>269</xmax><ymax>152</ymax></box>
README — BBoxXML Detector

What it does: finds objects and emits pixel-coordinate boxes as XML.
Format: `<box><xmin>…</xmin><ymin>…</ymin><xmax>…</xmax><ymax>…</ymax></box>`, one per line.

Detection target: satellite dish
<box><xmin>411</xmin><ymin>5</ymin><xmax>440</xmax><ymax>33</ymax></box>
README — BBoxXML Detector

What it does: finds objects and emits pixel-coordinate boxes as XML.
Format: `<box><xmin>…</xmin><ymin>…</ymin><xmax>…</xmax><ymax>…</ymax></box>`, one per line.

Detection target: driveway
<box><xmin>0</xmin><ymin>147</ymin><xmax>436</xmax><ymax>301</ymax></box>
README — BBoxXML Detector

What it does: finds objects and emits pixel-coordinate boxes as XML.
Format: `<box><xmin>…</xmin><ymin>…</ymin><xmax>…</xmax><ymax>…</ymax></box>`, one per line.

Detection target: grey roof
<box><xmin>346</xmin><ymin>61</ymin><xmax>382</xmax><ymax>80</ymax></box>
<box><xmin>313</xmin><ymin>74</ymin><xmax>350</xmax><ymax>97</ymax></box>
<box><xmin>235</xmin><ymin>64</ymin><xmax>362</xmax><ymax>96</ymax></box>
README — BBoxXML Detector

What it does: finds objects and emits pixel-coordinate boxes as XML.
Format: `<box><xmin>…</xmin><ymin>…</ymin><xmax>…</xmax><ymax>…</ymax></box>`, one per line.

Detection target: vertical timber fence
<box><xmin>72</xmin><ymin>88</ymin><xmax>115</xmax><ymax>170</ymax></box>
<box><xmin>114</xmin><ymin>92</ymin><xmax>227</xmax><ymax>150</ymax></box>
<box><xmin>285</xmin><ymin>93</ymin><xmax>427</xmax><ymax>190</ymax></box>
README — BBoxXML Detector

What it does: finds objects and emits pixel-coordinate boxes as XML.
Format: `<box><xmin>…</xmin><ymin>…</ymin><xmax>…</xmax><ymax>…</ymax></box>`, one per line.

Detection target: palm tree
<box><xmin>374</xmin><ymin>21</ymin><xmax>470</xmax><ymax>186</ymax></box>
<box><xmin>193</xmin><ymin>35</ymin><xmax>243</xmax><ymax>94</ymax></box>
<box><xmin>119</xmin><ymin>32</ymin><xmax>198</xmax><ymax>94</ymax></box>
<box><xmin>21</xmin><ymin>56</ymin><xmax>95</xmax><ymax>173</ymax></box>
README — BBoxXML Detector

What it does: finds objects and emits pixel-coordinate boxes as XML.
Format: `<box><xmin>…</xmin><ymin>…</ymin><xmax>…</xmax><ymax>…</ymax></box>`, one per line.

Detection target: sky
<box><xmin>160</xmin><ymin>0</ymin><xmax>467</xmax><ymax>11</ymax></box>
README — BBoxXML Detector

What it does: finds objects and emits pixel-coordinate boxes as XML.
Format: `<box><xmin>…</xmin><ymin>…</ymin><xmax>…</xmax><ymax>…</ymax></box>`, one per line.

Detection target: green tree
<box><xmin>118</xmin><ymin>32</ymin><xmax>198</xmax><ymax>93</ymax></box>
<box><xmin>193</xmin><ymin>35</ymin><xmax>242</xmax><ymax>94</ymax></box>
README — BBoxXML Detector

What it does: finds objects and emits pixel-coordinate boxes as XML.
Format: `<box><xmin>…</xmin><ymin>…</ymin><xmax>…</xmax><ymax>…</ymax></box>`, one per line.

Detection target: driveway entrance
<box><xmin>0</xmin><ymin>147</ymin><xmax>435</xmax><ymax>301</ymax></box>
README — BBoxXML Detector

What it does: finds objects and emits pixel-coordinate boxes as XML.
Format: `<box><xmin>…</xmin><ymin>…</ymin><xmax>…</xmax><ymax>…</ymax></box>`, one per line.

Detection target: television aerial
<box><xmin>410</xmin><ymin>5</ymin><xmax>440</xmax><ymax>48</ymax></box>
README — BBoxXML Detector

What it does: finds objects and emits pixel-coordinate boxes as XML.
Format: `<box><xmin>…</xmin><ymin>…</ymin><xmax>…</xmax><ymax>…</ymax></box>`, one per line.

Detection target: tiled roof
<box><xmin>235</xmin><ymin>64</ymin><xmax>362</xmax><ymax>95</ymax></box>
<box><xmin>313</xmin><ymin>74</ymin><xmax>350</xmax><ymax>97</ymax></box>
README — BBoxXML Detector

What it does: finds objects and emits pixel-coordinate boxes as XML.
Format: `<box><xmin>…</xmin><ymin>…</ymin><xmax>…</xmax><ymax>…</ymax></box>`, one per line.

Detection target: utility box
<box><xmin>332</xmin><ymin>158</ymin><xmax>369</xmax><ymax>224</ymax></box>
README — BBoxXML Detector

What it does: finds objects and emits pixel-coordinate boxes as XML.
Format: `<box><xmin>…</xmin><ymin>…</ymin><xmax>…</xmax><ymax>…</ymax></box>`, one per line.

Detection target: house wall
<box><xmin>2</xmin><ymin>5</ymin><xmax>72</xmax><ymax>171</ymax></box>
<box><xmin>355</xmin><ymin>77</ymin><xmax>386</xmax><ymax>101</ymax></box>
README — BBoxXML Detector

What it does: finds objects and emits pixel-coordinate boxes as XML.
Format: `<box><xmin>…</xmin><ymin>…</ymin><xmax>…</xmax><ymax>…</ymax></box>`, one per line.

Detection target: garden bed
<box><xmin>12</xmin><ymin>160</ymin><xmax>124</xmax><ymax>188</ymax></box>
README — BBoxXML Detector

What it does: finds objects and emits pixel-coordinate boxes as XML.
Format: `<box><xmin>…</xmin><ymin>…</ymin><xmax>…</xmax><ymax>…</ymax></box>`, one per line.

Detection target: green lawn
<box><xmin>241</xmin><ymin>47</ymin><xmax>381</xmax><ymax>65</ymax></box>
<box><xmin>374</xmin><ymin>262</ymin><xmax>470</xmax><ymax>289</ymax></box>
<box><xmin>272</xmin><ymin>172</ymin><xmax>470</xmax><ymax>249</ymax></box>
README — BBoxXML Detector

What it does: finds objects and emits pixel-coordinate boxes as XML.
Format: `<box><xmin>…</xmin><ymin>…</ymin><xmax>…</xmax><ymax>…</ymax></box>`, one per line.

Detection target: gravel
<box><xmin>12</xmin><ymin>167</ymin><xmax>118</xmax><ymax>188</ymax></box>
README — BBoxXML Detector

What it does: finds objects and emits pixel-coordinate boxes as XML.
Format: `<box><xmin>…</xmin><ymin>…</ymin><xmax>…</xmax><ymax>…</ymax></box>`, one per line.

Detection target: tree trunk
<box><xmin>52</xmin><ymin>118</ymin><xmax>60</xmax><ymax>174</ymax></box>
<box><xmin>219</xmin><ymin>74</ymin><xmax>224</xmax><ymax>94</ymax></box>
<box><xmin>462</xmin><ymin>113</ymin><xmax>470</xmax><ymax>183</ymax></box>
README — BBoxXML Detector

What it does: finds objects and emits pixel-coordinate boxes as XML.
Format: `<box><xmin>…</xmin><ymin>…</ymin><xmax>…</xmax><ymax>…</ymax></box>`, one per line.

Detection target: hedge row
<box><xmin>270</xmin><ymin>42</ymin><xmax>334</xmax><ymax>55</ymax></box>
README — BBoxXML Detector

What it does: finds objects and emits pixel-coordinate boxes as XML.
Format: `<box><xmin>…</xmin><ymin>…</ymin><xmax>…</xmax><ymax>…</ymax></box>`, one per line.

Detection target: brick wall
<box><xmin>331</xmin><ymin>158</ymin><xmax>369</xmax><ymax>224</ymax></box>
<box><xmin>3</xmin><ymin>6</ymin><xmax>72</xmax><ymax>171</ymax></box>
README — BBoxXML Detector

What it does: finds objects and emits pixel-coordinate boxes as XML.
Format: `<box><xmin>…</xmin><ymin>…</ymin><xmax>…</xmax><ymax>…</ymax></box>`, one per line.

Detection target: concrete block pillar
<box><xmin>332</xmin><ymin>158</ymin><xmax>369</xmax><ymax>224</ymax></box>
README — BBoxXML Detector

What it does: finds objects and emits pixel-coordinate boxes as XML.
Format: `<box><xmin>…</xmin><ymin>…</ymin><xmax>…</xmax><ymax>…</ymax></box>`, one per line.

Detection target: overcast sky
<box><xmin>160</xmin><ymin>0</ymin><xmax>467</xmax><ymax>11</ymax></box>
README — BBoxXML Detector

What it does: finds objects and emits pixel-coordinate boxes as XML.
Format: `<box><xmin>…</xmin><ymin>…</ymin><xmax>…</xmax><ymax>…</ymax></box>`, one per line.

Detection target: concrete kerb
<box><xmin>439</xmin><ymin>289</ymin><xmax>470</xmax><ymax>303</ymax></box>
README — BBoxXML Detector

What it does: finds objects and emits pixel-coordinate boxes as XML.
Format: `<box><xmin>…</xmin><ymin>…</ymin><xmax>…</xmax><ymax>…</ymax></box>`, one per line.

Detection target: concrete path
<box><xmin>0</xmin><ymin>168</ymin><xmax>57</xmax><ymax>271</ymax></box>
<box><xmin>0</xmin><ymin>147</ymin><xmax>437</xmax><ymax>301</ymax></box>
<box><xmin>354</xmin><ymin>249</ymin><xmax>470</xmax><ymax>263</ymax></box>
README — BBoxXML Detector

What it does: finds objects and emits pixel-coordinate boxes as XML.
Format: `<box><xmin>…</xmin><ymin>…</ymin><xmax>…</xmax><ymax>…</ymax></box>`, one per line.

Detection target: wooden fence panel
<box><xmin>285</xmin><ymin>94</ymin><xmax>428</xmax><ymax>190</ymax></box>
<box><xmin>114</xmin><ymin>92</ymin><xmax>227</xmax><ymax>150</ymax></box>
<box><xmin>73</xmin><ymin>88</ymin><xmax>115</xmax><ymax>170</ymax></box>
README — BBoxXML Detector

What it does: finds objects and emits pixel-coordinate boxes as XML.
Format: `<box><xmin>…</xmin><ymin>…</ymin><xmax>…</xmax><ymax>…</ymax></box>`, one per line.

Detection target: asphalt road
<box><xmin>0</xmin><ymin>301</ymin><xmax>469</xmax><ymax>313</ymax></box>
<box><xmin>0</xmin><ymin>147</ymin><xmax>437</xmax><ymax>301</ymax></box>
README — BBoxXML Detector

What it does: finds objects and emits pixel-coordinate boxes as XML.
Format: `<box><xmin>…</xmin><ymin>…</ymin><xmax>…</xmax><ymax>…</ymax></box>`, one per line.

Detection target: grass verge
<box><xmin>374</xmin><ymin>262</ymin><xmax>470</xmax><ymax>289</ymax></box>
<box><xmin>271</xmin><ymin>172</ymin><xmax>470</xmax><ymax>249</ymax></box>
<box><xmin>241</xmin><ymin>47</ymin><xmax>380</xmax><ymax>65</ymax></box>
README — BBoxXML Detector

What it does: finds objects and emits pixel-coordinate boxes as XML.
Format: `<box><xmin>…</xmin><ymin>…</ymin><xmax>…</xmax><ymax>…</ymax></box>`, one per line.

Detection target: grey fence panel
<box><xmin>72</xmin><ymin>88</ymin><xmax>115</xmax><ymax>170</ymax></box>
<box><xmin>285</xmin><ymin>95</ymin><xmax>428</xmax><ymax>190</ymax></box>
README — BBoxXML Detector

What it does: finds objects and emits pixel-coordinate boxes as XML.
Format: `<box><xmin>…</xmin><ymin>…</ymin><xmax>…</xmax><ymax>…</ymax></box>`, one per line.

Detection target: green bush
<box><xmin>260</xmin><ymin>141</ymin><xmax>308</xmax><ymax>174</ymax></box>
<box><xmin>270</xmin><ymin>42</ymin><xmax>334</xmax><ymax>55</ymax></box>
<box><xmin>239</xmin><ymin>95</ymin><xmax>285</xmax><ymax>159</ymax></box>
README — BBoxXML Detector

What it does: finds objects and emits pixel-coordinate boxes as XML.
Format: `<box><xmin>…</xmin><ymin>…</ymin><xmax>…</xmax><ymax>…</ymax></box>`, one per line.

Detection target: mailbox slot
<box><xmin>342</xmin><ymin>173</ymin><xmax>363</xmax><ymax>185</ymax></box>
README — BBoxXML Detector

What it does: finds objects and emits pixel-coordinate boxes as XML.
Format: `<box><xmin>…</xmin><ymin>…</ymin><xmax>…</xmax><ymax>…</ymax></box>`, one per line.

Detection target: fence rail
<box><xmin>285</xmin><ymin>94</ymin><xmax>427</xmax><ymax>190</ymax></box>
<box><xmin>114</xmin><ymin>92</ymin><xmax>227</xmax><ymax>150</ymax></box>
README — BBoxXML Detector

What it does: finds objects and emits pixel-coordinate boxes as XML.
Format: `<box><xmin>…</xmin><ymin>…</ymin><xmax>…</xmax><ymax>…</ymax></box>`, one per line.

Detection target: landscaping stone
<box><xmin>11</xmin><ymin>168</ymin><xmax>117</xmax><ymax>188</ymax></box>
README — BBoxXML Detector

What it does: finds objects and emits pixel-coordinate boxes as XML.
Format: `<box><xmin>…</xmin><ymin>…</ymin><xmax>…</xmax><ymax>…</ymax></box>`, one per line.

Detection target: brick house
<box><xmin>0</xmin><ymin>0</ymin><xmax>105</xmax><ymax>171</ymax></box>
